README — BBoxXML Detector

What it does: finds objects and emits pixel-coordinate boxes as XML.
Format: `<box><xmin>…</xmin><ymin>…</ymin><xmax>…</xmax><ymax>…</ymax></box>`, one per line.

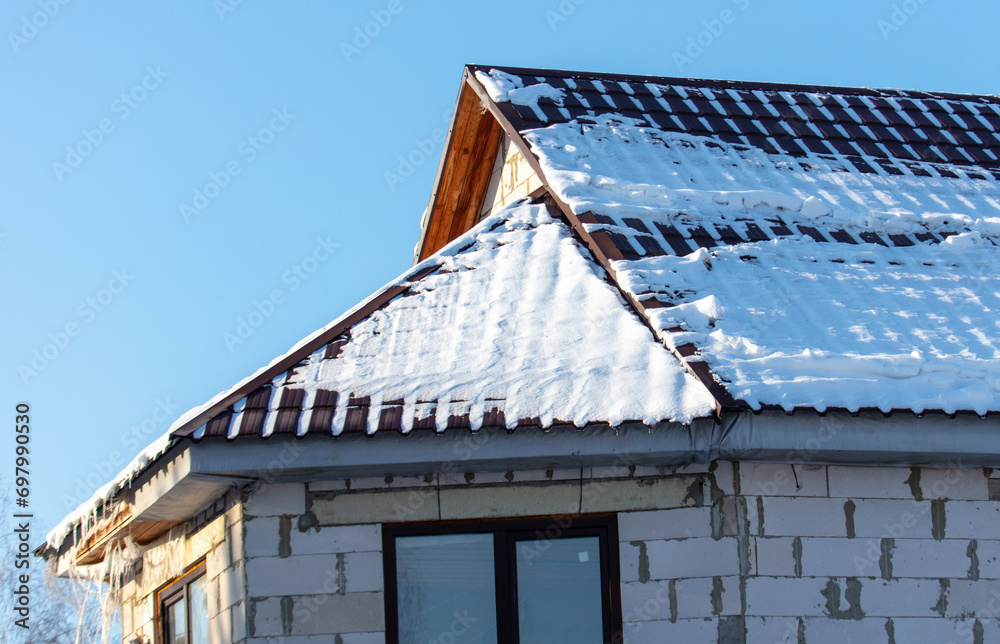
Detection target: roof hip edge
<box><xmin>466</xmin><ymin>66</ymin><xmax>737</xmax><ymax>417</ymax></box>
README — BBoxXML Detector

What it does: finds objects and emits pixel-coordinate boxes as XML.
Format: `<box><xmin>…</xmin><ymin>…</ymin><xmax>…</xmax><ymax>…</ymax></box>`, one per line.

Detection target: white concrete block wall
<box><xmin>116</xmin><ymin>460</ymin><xmax>1000</xmax><ymax>643</ymax></box>
<box><xmin>621</xmin><ymin>462</ymin><xmax>1000</xmax><ymax>644</ymax></box>
<box><xmin>242</xmin><ymin>482</ymin><xmax>384</xmax><ymax>641</ymax></box>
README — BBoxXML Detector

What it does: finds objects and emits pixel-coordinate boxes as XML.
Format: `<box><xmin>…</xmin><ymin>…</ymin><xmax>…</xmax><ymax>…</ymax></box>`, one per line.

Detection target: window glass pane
<box><xmin>515</xmin><ymin>536</ymin><xmax>604</xmax><ymax>644</ymax></box>
<box><xmin>165</xmin><ymin>596</ymin><xmax>187</xmax><ymax>644</ymax></box>
<box><xmin>396</xmin><ymin>533</ymin><xmax>498</xmax><ymax>644</ymax></box>
<box><xmin>188</xmin><ymin>575</ymin><xmax>210</xmax><ymax>644</ymax></box>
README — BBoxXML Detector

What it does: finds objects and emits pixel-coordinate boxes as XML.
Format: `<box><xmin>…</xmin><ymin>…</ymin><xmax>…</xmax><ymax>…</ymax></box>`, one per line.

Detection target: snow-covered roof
<box><xmin>195</xmin><ymin>203</ymin><xmax>716</xmax><ymax>439</ymax></box>
<box><xmin>474</xmin><ymin>65</ymin><xmax>1000</xmax><ymax>414</ymax></box>
<box><xmin>45</xmin><ymin>201</ymin><xmax>717</xmax><ymax>550</ymax></box>
<box><xmin>47</xmin><ymin>65</ymin><xmax>1000</xmax><ymax>553</ymax></box>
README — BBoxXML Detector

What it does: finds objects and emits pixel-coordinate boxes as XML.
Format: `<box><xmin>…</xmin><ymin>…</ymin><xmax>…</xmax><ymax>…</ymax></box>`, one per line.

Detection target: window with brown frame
<box><xmin>156</xmin><ymin>561</ymin><xmax>209</xmax><ymax>644</ymax></box>
<box><xmin>383</xmin><ymin>515</ymin><xmax>622</xmax><ymax>644</ymax></box>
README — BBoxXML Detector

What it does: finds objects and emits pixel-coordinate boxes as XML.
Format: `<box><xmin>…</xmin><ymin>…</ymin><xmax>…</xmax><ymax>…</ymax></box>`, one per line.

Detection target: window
<box><xmin>157</xmin><ymin>561</ymin><xmax>209</xmax><ymax>644</ymax></box>
<box><xmin>383</xmin><ymin>516</ymin><xmax>622</xmax><ymax>644</ymax></box>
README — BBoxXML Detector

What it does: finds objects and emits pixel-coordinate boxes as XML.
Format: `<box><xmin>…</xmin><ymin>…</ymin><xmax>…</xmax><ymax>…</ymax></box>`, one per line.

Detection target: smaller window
<box><xmin>157</xmin><ymin>561</ymin><xmax>209</xmax><ymax>644</ymax></box>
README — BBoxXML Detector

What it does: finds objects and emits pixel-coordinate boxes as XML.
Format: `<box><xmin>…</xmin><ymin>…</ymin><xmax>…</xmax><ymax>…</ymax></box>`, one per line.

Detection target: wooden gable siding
<box><xmin>416</xmin><ymin>70</ymin><xmax>505</xmax><ymax>262</ymax></box>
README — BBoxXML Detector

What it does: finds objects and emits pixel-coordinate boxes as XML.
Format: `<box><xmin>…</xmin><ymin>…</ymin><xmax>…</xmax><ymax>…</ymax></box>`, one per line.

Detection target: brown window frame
<box><xmin>383</xmin><ymin>514</ymin><xmax>623</xmax><ymax>644</ymax></box>
<box><xmin>155</xmin><ymin>560</ymin><xmax>207</xmax><ymax>644</ymax></box>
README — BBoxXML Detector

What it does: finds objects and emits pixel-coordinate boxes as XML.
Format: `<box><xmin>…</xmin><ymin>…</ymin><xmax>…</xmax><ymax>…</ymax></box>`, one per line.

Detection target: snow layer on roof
<box><xmin>615</xmin><ymin>239</ymin><xmax>1000</xmax><ymax>413</ymax></box>
<box><xmin>287</xmin><ymin>202</ymin><xmax>717</xmax><ymax>430</ymax></box>
<box><xmin>524</xmin><ymin>115</ymin><xmax>1000</xmax><ymax>239</ymax></box>
<box><xmin>521</xmin><ymin>115</ymin><xmax>1000</xmax><ymax>413</ymax></box>
<box><xmin>475</xmin><ymin>69</ymin><xmax>566</xmax><ymax>123</ymax></box>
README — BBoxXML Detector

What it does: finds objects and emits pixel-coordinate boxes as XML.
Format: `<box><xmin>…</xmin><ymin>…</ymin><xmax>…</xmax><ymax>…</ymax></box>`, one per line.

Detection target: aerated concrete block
<box><xmin>745</xmin><ymin>577</ymin><xmax>830</xmax><ymax>617</ymax></box>
<box><xmin>645</xmin><ymin>537</ymin><xmax>741</xmax><ymax>579</ymax></box>
<box><xmin>244</xmin><ymin>483</ymin><xmax>306</xmax><ymax>517</ymax></box>
<box><xmin>802</xmin><ymin>617</ymin><xmax>893</xmax><ymax>644</ymax></box>
<box><xmin>827</xmin><ymin>466</ymin><xmax>917</xmax><ymax>500</ymax></box>
<box><xmin>761</xmin><ymin>497</ymin><xmax>849</xmax><ymax>537</ymax></box>
<box><xmin>740</xmin><ymin>462</ymin><xmax>828</xmax><ymax>497</ymax></box>
<box><xmin>290</xmin><ymin>591</ymin><xmax>385</xmax><ymax>636</ymax></box>
<box><xmin>945</xmin><ymin>501</ymin><xmax>1000</xmax><ymax>539</ymax></box>
<box><xmin>849</xmin><ymin>498</ymin><xmax>931</xmax><ymax>539</ymax></box>
<box><xmin>753</xmin><ymin>537</ymin><xmax>797</xmax><ymax>577</ymax></box>
<box><xmin>288</xmin><ymin>523</ymin><xmax>382</xmax><ymax>556</ymax></box>
<box><xmin>624</xmin><ymin>617</ymin><xmax>718</xmax><ymax>644</ymax></box>
<box><xmin>860</xmin><ymin>579</ymin><xmax>942</xmax><ymax>617</ymax></box>
<box><xmin>618</xmin><ymin>506</ymin><xmax>713</xmax><ymax>542</ymax></box>
<box><xmin>891</xmin><ymin>538</ymin><xmax>974</xmax><ymax>579</ymax></box>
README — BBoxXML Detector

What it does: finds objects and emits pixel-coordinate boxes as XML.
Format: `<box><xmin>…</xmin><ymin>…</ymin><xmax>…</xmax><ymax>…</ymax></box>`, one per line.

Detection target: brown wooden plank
<box><xmin>419</xmin><ymin>72</ymin><xmax>504</xmax><ymax>261</ymax></box>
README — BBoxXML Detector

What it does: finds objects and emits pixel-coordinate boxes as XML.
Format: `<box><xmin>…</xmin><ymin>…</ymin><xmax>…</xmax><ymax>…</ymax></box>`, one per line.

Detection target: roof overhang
<box><xmin>43</xmin><ymin>409</ymin><xmax>1000</xmax><ymax>567</ymax></box>
<box><xmin>184</xmin><ymin>411</ymin><xmax>1000</xmax><ymax>479</ymax></box>
<box><xmin>415</xmin><ymin>67</ymin><xmax>505</xmax><ymax>262</ymax></box>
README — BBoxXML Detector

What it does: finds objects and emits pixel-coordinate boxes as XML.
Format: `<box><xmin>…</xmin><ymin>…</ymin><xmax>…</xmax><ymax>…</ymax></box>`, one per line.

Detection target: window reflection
<box><xmin>396</xmin><ymin>533</ymin><xmax>499</xmax><ymax>644</ymax></box>
<box><xmin>515</xmin><ymin>536</ymin><xmax>603</xmax><ymax>644</ymax></box>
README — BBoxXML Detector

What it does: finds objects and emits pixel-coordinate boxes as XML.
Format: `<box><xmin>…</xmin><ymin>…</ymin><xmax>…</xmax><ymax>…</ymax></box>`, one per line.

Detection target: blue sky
<box><xmin>4</xmin><ymin>0</ymin><xmax>999</xmax><ymax>545</ymax></box>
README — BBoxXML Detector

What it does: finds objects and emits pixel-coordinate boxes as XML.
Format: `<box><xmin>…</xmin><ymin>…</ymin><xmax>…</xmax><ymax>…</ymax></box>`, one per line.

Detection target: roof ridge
<box><xmin>468</xmin><ymin>64</ymin><xmax>1000</xmax><ymax>103</ymax></box>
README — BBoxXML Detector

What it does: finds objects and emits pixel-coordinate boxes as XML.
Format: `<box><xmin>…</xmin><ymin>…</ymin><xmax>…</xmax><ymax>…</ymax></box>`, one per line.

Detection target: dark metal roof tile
<box><xmin>796</xmin><ymin>225</ymin><xmax>827</xmax><ymax>242</ymax></box>
<box><xmin>859</xmin><ymin>232</ymin><xmax>889</xmax><ymax>246</ymax></box>
<box><xmin>786</xmin><ymin>119</ymin><xmax>816</xmax><ymax>137</ymax></box>
<box><xmin>854</xmin><ymin>139</ymin><xmax>887</xmax><ymax>157</ymax></box>
<box><xmin>622</xmin><ymin>217</ymin><xmax>651</xmax><ymax>233</ymax></box>
<box><xmin>826</xmin><ymin>138</ymin><xmax>861</xmax><ymax>156</ymax></box>
<box><xmin>635</xmin><ymin>235</ymin><xmax>666</xmax><ymax>257</ymax></box>
<box><xmin>743</xmin><ymin>222</ymin><xmax>769</xmax><ymax>242</ymax></box>
<box><xmin>378</xmin><ymin>405</ymin><xmax>403</xmax><ymax>432</ymax></box>
<box><xmin>481</xmin><ymin>407</ymin><xmax>506</xmax><ymax>428</ymax></box>
<box><xmin>343</xmin><ymin>397</ymin><xmax>370</xmax><ymax>434</ymax></box>
<box><xmin>961</xmin><ymin>147</ymin><xmax>996</xmax><ymax>164</ymax></box>
<box><xmin>204</xmin><ymin>407</ymin><xmax>233</xmax><ymax>438</ymax></box>
<box><xmin>307</xmin><ymin>389</ymin><xmax>339</xmax><ymax>434</ymax></box>
<box><xmin>687</xmin><ymin>225</ymin><xmax>717</xmax><ymax>249</ymax></box>
<box><xmin>772</xmin><ymin>137</ymin><xmax>809</xmax><ymax>157</ymax></box>
<box><xmin>235</xmin><ymin>386</ymin><xmax>273</xmax><ymax>437</ymax></box>
<box><xmin>654</xmin><ymin>222</ymin><xmax>695</xmax><ymax>255</ymax></box>
<box><xmin>800</xmin><ymin>137</ymin><xmax>834</xmax><ymax>155</ymax></box>
<box><xmin>770</xmin><ymin>102</ymin><xmax>800</xmax><ymax>120</ymax></box>
<box><xmin>900</xmin><ymin>160</ymin><xmax>934</xmax><ymax>177</ymax></box>
<box><xmin>715</xmin><ymin>225</ymin><xmax>744</xmax><ymax>245</ymax></box>
<box><xmin>273</xmin><ymin>388</ymin><xmax>306</xmax><ymax>436</ymax></box>
<box><xmin>829</xmin><ymin>229</ymin><xmax>857</xmax><ymax>244</ymax></box>
<box><xmin>846</xmin><ymin>156</ymin><xmax>881</xmax><ymax>174</ymax></box>
<box><xmin>606</xmin><ymin>231</ymin><xmax>640</xmax><ymax>260</ymax></box>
